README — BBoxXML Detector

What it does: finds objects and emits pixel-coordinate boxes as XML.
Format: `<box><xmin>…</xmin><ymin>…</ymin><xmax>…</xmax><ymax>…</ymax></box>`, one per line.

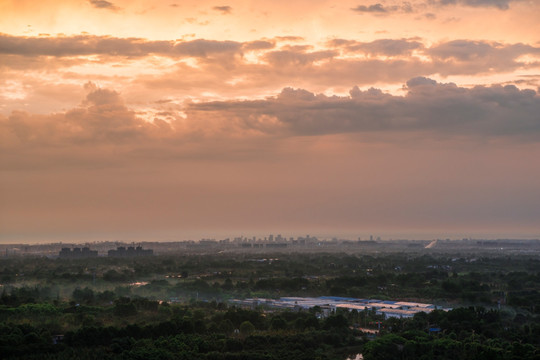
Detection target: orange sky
<box><xmin>1</xmin><ymin>0</ymin><xmax>540</xmax><ymax>242</ymax></box>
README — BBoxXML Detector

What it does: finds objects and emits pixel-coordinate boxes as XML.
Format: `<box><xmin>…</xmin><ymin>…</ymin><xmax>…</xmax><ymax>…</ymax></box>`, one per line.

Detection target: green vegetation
<box><xmin>363</xmin><ymin>306</ymin><xmax>540</xmax><ymax>360</ymax></box>
<box><xmin>0</xmin><ymin>252</ymin><xmax>539</xmax><ymax>359</ymax></box>
<box><xmin>0</xmin><ymin>301</ymin><xmax>360</xmax><ymax>359</ymax></box>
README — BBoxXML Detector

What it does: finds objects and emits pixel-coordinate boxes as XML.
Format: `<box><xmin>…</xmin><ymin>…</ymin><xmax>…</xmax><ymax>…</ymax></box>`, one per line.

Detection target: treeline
<box><xmin>2</xmin><ymin>253</ymin><xmax>538</xmax><ymax>284</ymax></box>
<box><xmin>0</xmin><ymin>302</ymin><xmax>361</xmax><ymax>360</ymax></box>
<box><xmin>1</xmin><ymin>300</ymin><xmax>539</xmax><ymax>359</ymax></box>
<box><xmin>2</xmin><ymin>270</ymin><xmax>539</xmax><ymax>314</ymax></box>
<box><xmin>363</xmin><ymin>306</ymin><xmax>540</xmax><ymax>360</ymax></box>
<box><xmin>1</xmin><ymin>253</ymin><xmax>539</xmax><ymax>358</ymax></box>
<box><xmin>1</xmin><ymin>254</ymin><xmax>539</xmax><ymax>315</ymax></box>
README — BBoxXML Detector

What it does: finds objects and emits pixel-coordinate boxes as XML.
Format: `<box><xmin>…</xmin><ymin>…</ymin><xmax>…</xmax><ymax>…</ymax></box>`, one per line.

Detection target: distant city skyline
<box><xmin>1</xmin><ymin>0</ymin><xmax>540</xmax><ymax>244</ymax></box>
<box><xmin>2</xmin><ymin>228</ymin><xmax>539</xmax><ymax>245</ymax></box>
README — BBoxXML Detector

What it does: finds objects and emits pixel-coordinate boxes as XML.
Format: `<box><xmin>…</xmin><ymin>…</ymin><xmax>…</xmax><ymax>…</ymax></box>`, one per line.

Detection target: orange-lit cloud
<box><xmin>188</xmin><ymin>79</ymin><xmax>540</xmax><ymax>138</ymax></box>
<box><xmin>3</xmin><ymin>79</ymin><xmax>538</xmax><ymax>149</ymax></box>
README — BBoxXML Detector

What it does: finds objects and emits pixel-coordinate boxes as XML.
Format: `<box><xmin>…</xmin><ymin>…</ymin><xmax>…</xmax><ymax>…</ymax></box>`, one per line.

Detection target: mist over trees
<box><xmin>0</xmin><ymin>252</ymin><xmax>539</xmax><ymax>359</ymax></box>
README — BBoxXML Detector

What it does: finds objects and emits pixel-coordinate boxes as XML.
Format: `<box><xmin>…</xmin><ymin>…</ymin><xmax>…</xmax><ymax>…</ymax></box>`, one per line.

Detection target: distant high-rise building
<box><xmin>59</xmin><ymin>247</ymin><xmax>98</xmax><ymax>258</ymax></box>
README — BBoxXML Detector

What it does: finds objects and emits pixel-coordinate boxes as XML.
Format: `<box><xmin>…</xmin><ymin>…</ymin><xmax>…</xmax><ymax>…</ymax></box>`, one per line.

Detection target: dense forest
<box><xmin>1</xmin><ymin>252</ymin><xmax>539</xmax><ymax>359</ymax></box>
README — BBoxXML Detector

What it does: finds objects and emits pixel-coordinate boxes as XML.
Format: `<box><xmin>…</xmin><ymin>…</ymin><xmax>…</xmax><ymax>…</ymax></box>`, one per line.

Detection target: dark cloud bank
<box><xmin>1</xmin><ymin>34</ymin><xmax>537</xmax><ymax>81</ymax></box>
<box><xmin>2</xmin><ymin>78</ymin><xmax>539</xmax><ymax>163</ymax></box>
<box><xmin>190</xmin><ymin>77</ymin><xmax>540</xmax><ymax>138</ymax></box>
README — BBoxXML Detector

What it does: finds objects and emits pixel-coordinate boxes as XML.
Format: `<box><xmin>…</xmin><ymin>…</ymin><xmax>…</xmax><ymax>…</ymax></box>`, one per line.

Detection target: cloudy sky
<box><xmin>1</xmin><ymin>0</ymin><xmax>540</xmax><ymax>243</ymax></box>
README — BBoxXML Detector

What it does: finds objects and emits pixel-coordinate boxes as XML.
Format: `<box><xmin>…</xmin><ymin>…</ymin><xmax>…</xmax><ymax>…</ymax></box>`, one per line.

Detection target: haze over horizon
<box><xmin>1</xmin><ymin>0</ymin><xmax>540</xmax><ymax>244</ymax></box>
<box><xmin>2</xmin><ymin>229</ymin><xmax>540</xmax><ymax>246</ymax></box>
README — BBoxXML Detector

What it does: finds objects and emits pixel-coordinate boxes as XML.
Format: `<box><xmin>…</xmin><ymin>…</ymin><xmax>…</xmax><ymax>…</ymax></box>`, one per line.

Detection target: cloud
<box><xmin>88</xmin><ymin>0</ymin><xmax>119</xmax><ymax>11</ymax></box>
<box><xmin>174</xmin><ymin>39</ymin><xmax>243</xmax><ymax>57</ymax></box>
<box><xmin>213</xmin><ymin>5</ymin><xmax>232</xmax><ymax>14</ymax></box>
<box><xmin>360</xmin><ymin>39</ymin><xmax>424</xmax><ymax>56</ymax></box>
<box><xmin>140</xmin><ymin>55</ymin><xmax>431</xmax><ymax>97</ymax></box>
<box><xmin>0</xmin><ymin>82</ymin><xmax>279</xmax><ymax>167</ymax></box>
<box><xmin>352</xmin><ymin>0</ymin><xmax>520</xmax><ymax>14</ymax></box>
<box><xmin>427</xmin><ymin>40</ymin><xmax>540</xmax><ymax>75</ymax></box>
<box><xmin>122</xmin><ymin>37</ymin><xmax>540</xmax><ymax>102</ymax></box>
<box><xmin>273</xmin><ymin>36</ymin><xmax>305</xmax><ymax>42</ymax></box>
<box><xmin>2</xmin><ymin>79</ymin><xmax>539</xmax><ymax>175</ymax></box>
<box><xmin>352</xmin><ymin>3</ymin><xmax>387</xmax><ymax>12</ymax></box>
<box><xmin>2</xmin><ymin>79</ymin><xmax>537</xmax><ymax>159</ymax></box>
<box><xmin>2</xmin><ymin>34</ymin><xmax>537</xmax><ymax>78</ymax></box>
<box><xmin>189</xmin><ymin>78</ymin><xmax>540</xmax><ymax>138</ymax></box>
<box><xmin>329</xmin><ymin>38</ymin><xmax>424</xmax><ymax>56</ymax></box>
<box><xmin>0</xmin><ymin>34</ymin><xmax>243</xmax><ymax>58</ymax></box>
<box><xmin>1</xmin><ymin>81</ymin><xmax>539</xmax><ymax>241</ymax></box>
<box><xmin>2</xmin><ymin>34</ymin><xmax>540</xmax><ymax>115</ymax></box>
<box><xmin>434</xmin><ymin>0</ymin><xmax>519</xmax><ymax>10</ymax></box>
<box><xmin>428</xmin><ymin>39</ymin><xmax>538</xmax><ymax>61</ymax></box>
<box><xmin>264</xmin><ymin>49</ymin><xmax>338</xmax><ymax>67</ymax></box>
<box><xmin>0</xmin><ymin>33</ymin><xmax>171</xmax><ymax>57</ymax></box>
<box><xmin>242</xmin><ymin>40</ymin><xmax>275</xmax><ymax>51</ymax></box>
<box><xmin>352</xmin><ymin>2</ymin><xmax>413</xmax><ymax>14</ymax></box>
<box><xmin>0</xmin><ymin>84</ymin><xmax>148</xmax><ymax>152</ymax></box>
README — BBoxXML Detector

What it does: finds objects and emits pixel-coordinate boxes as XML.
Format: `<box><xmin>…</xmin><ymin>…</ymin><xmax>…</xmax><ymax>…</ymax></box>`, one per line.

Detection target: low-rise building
<box><xmin>229</xmin><ymin>296</ymin><xmax>450</xmax><ymax>319</ymax></box>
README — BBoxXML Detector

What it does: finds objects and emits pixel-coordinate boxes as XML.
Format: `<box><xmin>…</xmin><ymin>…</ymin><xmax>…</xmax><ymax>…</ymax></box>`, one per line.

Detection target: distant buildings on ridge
<box><xmin>44</xmin><ymin>236</ymin><xmax>540</xmax><ymax>259</ymax></box>
<box><xmin>108</xmin><ymin>246</ymin><xmax>153</xmax><ymax>257</ymax></box>
<box><xmin>59</xmin><ymin>247</ymin><xmax>97</xmax><ymax>259</ymax></box>
<box><xmin>58</xmin><ymin>246</ymin><xmax>153</xmax><ymax>258</ymax></box>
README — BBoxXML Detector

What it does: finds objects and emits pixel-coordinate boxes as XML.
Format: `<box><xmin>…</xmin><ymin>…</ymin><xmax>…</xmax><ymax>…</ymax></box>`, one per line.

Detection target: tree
<box><xmin>239</xmin><ymin>321</ymin><xmax>255</xmax><ymax>336</ymax></box>
<box><xmin>271</xmin><ymin>316</ymin><xmax>287</xmax><ymax>331</ymax></box>
<box><xmin>72</xmin><ymin>287</ymin><xmax>95</xmax><ymax>305</ymax></box>
<box><xmin>114</xmin><ymin>301</ymin><xmax>137</xmax><ymax>317</ymax></box>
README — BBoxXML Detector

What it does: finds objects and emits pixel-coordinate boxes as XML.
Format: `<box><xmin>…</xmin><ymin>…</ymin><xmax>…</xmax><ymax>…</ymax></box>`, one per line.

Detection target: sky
<box><xmin>1</xmin><ymin>0</ymin><xmax>540</xmax><ymax>243</ymax></box>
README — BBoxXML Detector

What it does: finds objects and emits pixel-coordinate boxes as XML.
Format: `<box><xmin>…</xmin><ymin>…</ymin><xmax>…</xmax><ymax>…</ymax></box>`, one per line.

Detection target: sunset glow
<box><xmin>1</xmin><ymin>0</ymin><xmax>540</xmax><ymax>242</ymax></box>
